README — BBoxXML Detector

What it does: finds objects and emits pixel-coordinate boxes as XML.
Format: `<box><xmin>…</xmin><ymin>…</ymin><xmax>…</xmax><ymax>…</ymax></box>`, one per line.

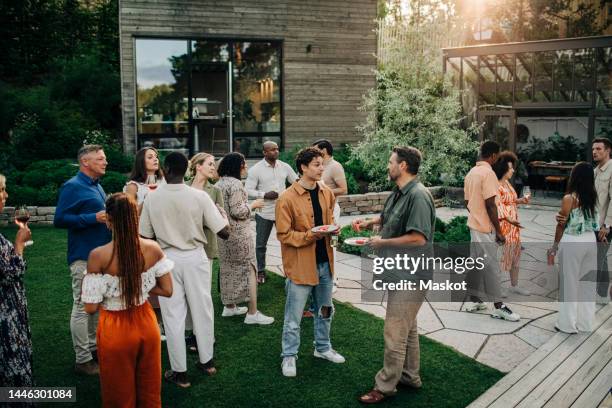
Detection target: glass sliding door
<box><xmin>135</xmin><ymin>37</ymin><xmax>283</xmax><ymax>158</ymax></box>
<box><xmin>191</xmin><ymin>41</ymin><xmax>231</xmax><ymax>156</ymax></box>
<box><xmin>135</xmin><ymin>39</ymin><xmax>190</xmax><ymax>155</ymax></box>
<box><xmin>232</xmin><ymin>41</ymin><xmax>282</xmax><ymax>157</ymax></box>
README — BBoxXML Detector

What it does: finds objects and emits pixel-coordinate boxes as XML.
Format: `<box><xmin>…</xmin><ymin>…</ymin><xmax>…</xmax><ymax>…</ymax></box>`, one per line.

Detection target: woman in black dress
<box><xmin>0</xmin><ymin>173</ymin><xmax>34</xmax><ymax>388</ymax></box>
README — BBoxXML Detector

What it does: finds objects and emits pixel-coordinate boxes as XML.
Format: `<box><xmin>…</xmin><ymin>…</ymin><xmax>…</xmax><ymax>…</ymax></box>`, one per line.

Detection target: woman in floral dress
<box><xmin>216</xmin><ymin>153</ymin><xmax>274</xmax><ymax>325</ymax></box>
<box><xmin>493</xmin><ymin>152</ymin><xmax>531</xmax><ymax>296</ymax></box>
<box><xmin>0</xmin><ymin>174</ymin><xmax>34</xmax><ymax>389</ymax></box>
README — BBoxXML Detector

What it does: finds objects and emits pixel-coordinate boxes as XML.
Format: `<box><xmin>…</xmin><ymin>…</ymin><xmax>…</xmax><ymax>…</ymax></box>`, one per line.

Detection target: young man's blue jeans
<box><xmin>281</xmin><ymin>262</ymin><xmax>334</xmax><ymax>357</ymax></box>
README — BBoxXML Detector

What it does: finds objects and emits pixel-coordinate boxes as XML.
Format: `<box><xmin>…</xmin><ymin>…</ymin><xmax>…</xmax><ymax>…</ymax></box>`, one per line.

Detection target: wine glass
<box><xmin>371</xmin><ymin>224</ymin><xmax>381</xmax><ymax>238</ymax></box>
<box><xmin>15</xmin><ymin>206</ymin><xmax>34</xmax><ymax>246</ymax></box>
<box><xmin>522</xmin><ymin>186</ymin><xmax>531</xmax><ymax>208</ymax></box>
<box><xmin>146</xmin><ymin>175</ymin><xmax>158</xmax><ymax>191</ymax></box>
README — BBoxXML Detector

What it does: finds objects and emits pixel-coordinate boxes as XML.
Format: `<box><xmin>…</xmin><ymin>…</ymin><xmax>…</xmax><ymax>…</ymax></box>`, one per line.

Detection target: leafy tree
<box><xmin>353</xmin><ymin>41</ymin><xmax>479</xmax><ymax>190</ymax></box>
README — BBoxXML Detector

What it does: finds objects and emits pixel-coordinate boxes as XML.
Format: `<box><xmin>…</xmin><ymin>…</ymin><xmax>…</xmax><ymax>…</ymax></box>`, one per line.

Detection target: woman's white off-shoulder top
<box><xmin>81</xmin><ymin>257</ymin><xmax>174</xmax><ymax>311</ymax></box>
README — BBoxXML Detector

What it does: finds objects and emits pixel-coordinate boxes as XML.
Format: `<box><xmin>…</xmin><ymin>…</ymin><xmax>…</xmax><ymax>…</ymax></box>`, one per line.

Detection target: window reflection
<box><xmin>233</xmin><ymin>42</ymin><xmax>282</xmax><ymax>133</ymax></box>
<box><xmin>574</xmin><ymin>48</ymin><xmax>594</xmax><ymax>103</ymax></box>
<box><xmin>515</xmin><ymin>53</ymin><xmax>532</xmax><ymax>103</ymax></box>
<box><xmin>596</xmin><ymin>47</ymin><xmax>611</xmax><ymax>109</ymax></box>
<box><xmin>534</xmin><ymin>51</ymin><xmax>554</xmax><ymax>103</ymax></box>
<box><xmin>136</xmin><ymin>39</ymin><xmax>189</xmax><ymax>138</ymax></box>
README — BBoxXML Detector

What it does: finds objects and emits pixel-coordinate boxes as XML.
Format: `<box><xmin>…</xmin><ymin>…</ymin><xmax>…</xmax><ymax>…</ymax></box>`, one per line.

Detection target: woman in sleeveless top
<box><xmin>124</xmin><ymin>147</ymin><xmax>165</xmax><ymax>209</ymax></box>
<box><xmin>493</xmin><ymin>152</ymin><xmax>531</xmax><ymax>296</ymax></box>
<box><xmin>548</xmin><ymin>162</ymin><xmax>599</xmax><ymax>333</ymax></box>
<box><xmin>82</xmin><ymin>193</ymin><xmax>173</xmax><ymax>407</ymax></box>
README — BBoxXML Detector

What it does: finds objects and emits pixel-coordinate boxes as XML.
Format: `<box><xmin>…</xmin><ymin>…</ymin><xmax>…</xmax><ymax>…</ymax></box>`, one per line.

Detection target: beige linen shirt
<box><xmin>139</xmin><ymin>183</ymin><xmax>228</xmax><ymax>250</ymax></box>
<box><xmin>464</xmin><ymin>161</ymin><xmax>499</xmax><ymax>233</ymax></box>
<box><xmin>594</xmin><ymin>159</ymin><xmax>612</xmax><ymax>227</ymax></box>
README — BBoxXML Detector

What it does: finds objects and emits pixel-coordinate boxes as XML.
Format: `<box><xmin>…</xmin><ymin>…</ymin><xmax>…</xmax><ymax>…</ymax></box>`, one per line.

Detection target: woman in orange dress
<box><xmin>493</xmin><ymin>151</ymin><xmax>531</xmax><ymax>296</ymax></box>
<box><xmin>81</xmin><ymin>193</ymin><xmax>173</xmax><ymax>407</ymax></box>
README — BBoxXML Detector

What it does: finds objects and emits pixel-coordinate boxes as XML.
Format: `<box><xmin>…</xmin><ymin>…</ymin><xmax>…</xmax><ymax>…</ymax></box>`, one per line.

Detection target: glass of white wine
<box><xmin>522</xmin><ymin>185</ymin><xmax>531</xmax><ymax>209</ymax></box>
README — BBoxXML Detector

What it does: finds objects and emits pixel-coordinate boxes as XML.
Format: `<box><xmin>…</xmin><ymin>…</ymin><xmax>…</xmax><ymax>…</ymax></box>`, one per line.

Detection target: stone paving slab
<box><xmin>476</xmin><ymin>334</ymin><xmax>536</xmax><ymax>372</ymax></box>
<box><xmin>258</xmin><ymin>206</ymin><xmax>608</xmax><ymax>373</ymax></box>
<box><xmin>427</xmin><ymin>329</ymin><xmax>487</xmax><ymax>358</ymax></box>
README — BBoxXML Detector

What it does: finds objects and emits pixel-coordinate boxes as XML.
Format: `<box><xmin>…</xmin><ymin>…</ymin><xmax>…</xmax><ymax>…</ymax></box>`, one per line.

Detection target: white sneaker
<box><xmin>281</xmin><ymin>356</ymin><xmax>296</xmax><ymax>377</ymax></box>
<box><xmin>314</xmin><ymin>349</ymin><xmax>345</xmax><ymax>364</ymax></box>
<box><xmin>222</xmin><ymin>306</ymin><xmax>248</xmax><ymax>317</ymax></box>
<box><xmin>465</xmin><ymin>302</ymin><xmax>488</xmax><ymax>312</ymax></box>
<box><xmin>491</xmin><ymin>304</ymin><xmax>520</xmax><ymax>322</ymax></box>
<box><xmin>596</xmin><ymin>294</ymin><xmax>610</xmax><ymax>305</ymax></box>
<box><xmin>509</xmin><ymin>285</ymin><xmax>531</xmax><ymax>296</ymax></box>
<box><xmin>244</xmin><ymin>311</ymin><xmax>274</xmax><ymax>325</ymax></box>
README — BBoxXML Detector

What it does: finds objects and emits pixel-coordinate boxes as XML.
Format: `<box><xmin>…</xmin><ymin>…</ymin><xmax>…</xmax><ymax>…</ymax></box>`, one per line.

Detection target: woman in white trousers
<box><xmin>549</xmin><ymin>162</ymin><xmax>599</xmax><ymax>333</ymax></box>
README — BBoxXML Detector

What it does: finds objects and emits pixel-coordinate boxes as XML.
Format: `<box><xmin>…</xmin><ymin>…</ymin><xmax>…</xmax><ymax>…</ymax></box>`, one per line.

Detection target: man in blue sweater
<box><xmin>54</xmin><ymin>145</ymin><xmax>111</xmax><ymax>376</ymax></box>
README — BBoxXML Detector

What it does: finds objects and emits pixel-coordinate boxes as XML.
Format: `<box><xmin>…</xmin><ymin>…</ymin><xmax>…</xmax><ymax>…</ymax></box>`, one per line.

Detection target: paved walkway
<box><xmin>258</xmin><ymin>206</ymin><xmax>610</xmax><ymax>373</ymax></box>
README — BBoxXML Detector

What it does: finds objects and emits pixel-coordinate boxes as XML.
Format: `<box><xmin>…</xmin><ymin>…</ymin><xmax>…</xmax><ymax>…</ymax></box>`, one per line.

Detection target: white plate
<box><xmin>311</xmin><ymin>225</ymin><xmax>340</xmax><ymax>233</ymax></box>
<box><xmin>344</xmin><ymin>237</ymin><xmax>370</xmax><ymax>246</ymax></box>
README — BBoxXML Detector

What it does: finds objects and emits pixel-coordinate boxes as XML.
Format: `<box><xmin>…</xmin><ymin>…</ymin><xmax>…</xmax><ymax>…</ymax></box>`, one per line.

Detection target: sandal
<box><xmin>164</xmin><ymin>370</ymin><xmax>191</xmax><ymax>388</ymax></box>
<box><xmin>358</xmin><ymin>389</ymin><xmax>389</xmax><ymax>404</ymax></box>
<box><xmin>196</xmin><ymin>359</ymin><xmax>217</xmax><ymax>376</ymax></box>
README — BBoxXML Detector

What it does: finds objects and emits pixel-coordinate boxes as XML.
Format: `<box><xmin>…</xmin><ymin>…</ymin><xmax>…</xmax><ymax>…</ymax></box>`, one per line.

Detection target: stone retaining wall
<box><xmin>0</xmin><ymin>206</ymin><xmax>56</xmax><ymax>226</ymax></box>
<box><xmin>338</xmin><ymin>186</ymin><xmax>445</xmax><ymax>215</ymax></box>
<box><xmin>0</xmin><ymin>186</ymin><xmax>449</xmax><ymax>226</ymax></box>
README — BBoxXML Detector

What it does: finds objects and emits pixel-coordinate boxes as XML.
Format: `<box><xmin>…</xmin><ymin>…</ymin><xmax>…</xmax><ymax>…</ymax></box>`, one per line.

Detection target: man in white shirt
<box><xmin>140</xmin><ymin>152</ymin><xmax>229</xmax><ymax>388</ymax></box>
<box><xmin>593</xmin><ymin>138</ymin><xmax>612</xmax><ymax>304</ymax></box>
<box><xmin>245</xmin><ymin>141</ymin><xmax>298</xmax><ymax>284</ymax></box>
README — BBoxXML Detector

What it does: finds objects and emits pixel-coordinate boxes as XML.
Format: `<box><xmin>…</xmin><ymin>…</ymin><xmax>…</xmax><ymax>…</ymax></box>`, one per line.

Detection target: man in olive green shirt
<box><xmin>353</xmin><ymin>147</ymin><xmax>436</xmax><ymax>403</ymax></box>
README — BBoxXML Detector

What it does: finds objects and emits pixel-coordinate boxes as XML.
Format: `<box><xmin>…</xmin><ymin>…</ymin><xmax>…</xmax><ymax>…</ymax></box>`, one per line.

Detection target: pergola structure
<box><xmin>442</xmin><ymin>36</ymin><xmax>611</xmax><ymax>155</ymax></box>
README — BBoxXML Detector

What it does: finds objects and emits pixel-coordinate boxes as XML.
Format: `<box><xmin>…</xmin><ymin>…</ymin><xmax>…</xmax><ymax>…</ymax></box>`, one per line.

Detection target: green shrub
<box><xmin>100</xmin><ymin>171</ymin><xmax>128</xmax><ymax>195</ymax></box>
<box><xmin>105</xmin><ymin>146</ymin><xmax>133</xmax><ymax>173</ymax></box>
<box><xmin>346</xmin><ymin>172</ymin><xmax>360</xmax><ymax>195</ymax></box>
<box><xmin>5</xmin><ymin>184</ymin><xmax>39</xmax><ymax>207</ymax></box>
<box><xmin>21</xmin><ymin>160</ymin><xmax>77</xmax><ymax>188</ymax></box>
<box><xmin>436</xmin><ymin>216</ymin><xmax>470</xmax><ymax>243</ymax></box>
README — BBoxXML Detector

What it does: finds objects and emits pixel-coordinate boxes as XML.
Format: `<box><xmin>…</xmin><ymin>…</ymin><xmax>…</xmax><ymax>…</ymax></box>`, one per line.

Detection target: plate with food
<box><xmin>344</xmin><ymin>237</ymin><xmax>370</xmax><ymax>246</ymax></box>
<box><xmin>311</xmin><ymin>225</ymin><xmax>340</xmax><ymax>234</ymax></box>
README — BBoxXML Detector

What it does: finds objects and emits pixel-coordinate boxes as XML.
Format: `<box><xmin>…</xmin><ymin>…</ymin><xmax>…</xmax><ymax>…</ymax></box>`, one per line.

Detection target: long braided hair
<box><xmin>105</xmin><ymin>193</ymin><xmax>145</xmax><ymax>309</ymax></box>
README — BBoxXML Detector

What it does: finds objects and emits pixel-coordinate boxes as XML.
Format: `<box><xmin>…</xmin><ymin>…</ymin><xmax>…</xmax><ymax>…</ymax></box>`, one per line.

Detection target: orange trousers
<box><xmin>97</xmin><ymin>302</ymin><xmax>161</xmax><ymax>408</ymax></box>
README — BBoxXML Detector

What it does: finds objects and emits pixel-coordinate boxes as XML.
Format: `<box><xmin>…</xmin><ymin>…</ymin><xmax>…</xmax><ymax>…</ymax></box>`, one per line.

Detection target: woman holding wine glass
<box><xmin>0</xmin><ymin>174</ymin><xmax>35</xmax><ymax>388</ymax></box>
<box><xmin>124</xmin><ymin>147</ymin><xmax>165</xmax><ymax>210</ymax></box>
<box><xmin>492</xmin><ymin>152</ymin><xmax>531</xmax><ymax>296</ymax></box>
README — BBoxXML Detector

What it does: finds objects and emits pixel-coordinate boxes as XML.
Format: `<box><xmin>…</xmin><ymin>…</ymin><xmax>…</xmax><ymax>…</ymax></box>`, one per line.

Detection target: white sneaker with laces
<box><xmin>244</xmin><ymin>311</ymin><xmax>274</xmax><ymax>325</ymax></box>
<box><xmin>314</xmin><ymin>349</ymin><xmax>345</xmax><ymax>364</ymax></box>
<box><xmin>222</xmin><ymin>306</ymin><xmax>248</xmax><ymax>317</ymax></box>
<box><xmin>509</xmin><ymin>285</ymin><xmax>531</xmax><ymax>296</ymax></box>
<box><xmin>465</xmin><ymin>302</ymin><xmax>487</xmax><ymax>312</ymax></box>
<box><xmin>491</xmin><ymin>304</ymin><xmax>520</xmax><ymax>322</ymax></box>
<box><xmin>596</xmin><ymin>294</ymin><xmax>610</xmax><ymax>305</ymax></box>
<box><xmin>282</xmin><ymin>356</ymin><xmax>296</xmax><ymax>377</ymax></box>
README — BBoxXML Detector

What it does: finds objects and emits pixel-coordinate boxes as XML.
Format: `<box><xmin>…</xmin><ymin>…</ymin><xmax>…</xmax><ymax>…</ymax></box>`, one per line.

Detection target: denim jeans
<box><xmin>281</xmin><ymin>262</ymin><xmax>334</xmax><ymax>358</ymax></box>
<box><xmin>255</xmin><ymin>214</ymin><xmax>275</xmax><ymax>274</ymax></box>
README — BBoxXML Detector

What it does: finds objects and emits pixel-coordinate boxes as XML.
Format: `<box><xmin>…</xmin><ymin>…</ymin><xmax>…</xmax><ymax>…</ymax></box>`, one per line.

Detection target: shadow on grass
<box><xmin>6</xmin><ymin>226</ymin><xmax>503</xmax><ymax>408</ymax></box>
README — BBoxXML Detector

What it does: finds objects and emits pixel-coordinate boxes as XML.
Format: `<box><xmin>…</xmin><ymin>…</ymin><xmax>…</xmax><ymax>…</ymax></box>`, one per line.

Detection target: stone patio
<box><xmin>257</xmin><ymin>206</ymin><xmax>610</xmax><ymax>373</ymax></box>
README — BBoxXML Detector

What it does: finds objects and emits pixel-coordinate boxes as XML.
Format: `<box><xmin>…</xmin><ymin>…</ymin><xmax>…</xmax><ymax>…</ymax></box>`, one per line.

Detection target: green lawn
<box><xmin>3</xmin><ymin>226</ymin><xmax>503</xmax><ymax>407</ymax></box>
